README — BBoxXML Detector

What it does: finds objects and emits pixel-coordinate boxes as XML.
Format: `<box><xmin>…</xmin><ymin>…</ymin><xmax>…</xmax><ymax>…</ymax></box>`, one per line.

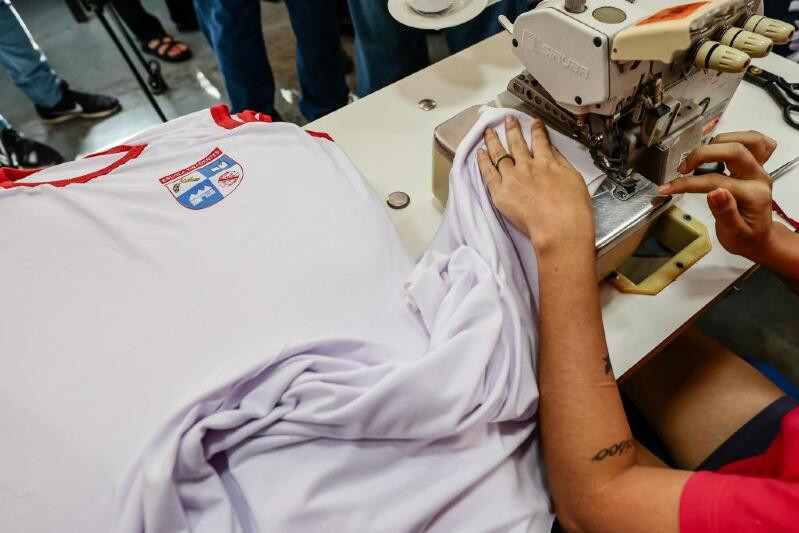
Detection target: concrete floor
<box><xmin>2</xmin><ymin>0</ymin><xmax>798</xmax><ymax>390</ymax></box>
<box><xmin>1</xmin><ymin>0</ymin><xmax>356</xmax><ymax>159</ymax></box>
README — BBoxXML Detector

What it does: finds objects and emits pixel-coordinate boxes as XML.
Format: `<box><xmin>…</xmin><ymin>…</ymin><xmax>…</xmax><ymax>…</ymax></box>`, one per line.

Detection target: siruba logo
<box><xmin>522</xmin><ymin>29</ymin><xmax>590</xmax><ymax>80</ymax></box>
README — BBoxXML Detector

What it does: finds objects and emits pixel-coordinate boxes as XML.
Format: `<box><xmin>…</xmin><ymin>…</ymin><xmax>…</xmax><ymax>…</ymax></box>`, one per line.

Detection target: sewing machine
<box><xmin>433</xmin><ymin>0</ymin><xmax>794</xmax><ymax>294</ymax></box>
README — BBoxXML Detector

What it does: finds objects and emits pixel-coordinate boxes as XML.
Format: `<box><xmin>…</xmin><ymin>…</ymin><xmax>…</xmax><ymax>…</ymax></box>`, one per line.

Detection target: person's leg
<box><xmin>445</xmin><ymin>0</ymin><xmax>527</xmax><ymax>53</ymax></box>
<box><xmin>193</xmin><ymin>0</ymin><xmax>275</xmax><ymax>114</ymax></box>
<box><xmin>764</xmin><ymin>0</ymin><xmax>799</xmax><ymax>61</ymax></box>
<box><xmin>621</xmin><ymin>327</ymin><xmax>784</xmax><ymax>470</ymax></box>
<box><xmin>345</xmin><ymin>0</ymin><xmax>428</xmax><ymax>96</ymax></box>
<box><xmin>165</xmin><ymin>0</ymin><xmax>199</xmax><ymax>31</ymax></box>
<box><xmin>0</xmin><ymin>1</ymin><xmax>118</xmax><ymax>123</ymax></box>
<box><xmin>110</xmin><ymin>0</ymin><xmax>166</xmax><ymax>42</ymax></box>
<box><xmin>0</xmin><ymin>0</ymin><xmax>62</xmax><ymax>108</ymax></box>
<box><xmin>284</xmin><ymin>0</ymin><xmax>349</xmax><ymax>121</ymax></box>
<box><xmin>112</xmin><ymin>0</ymin><xmax>191</xmax><ymax>61</ymax></box>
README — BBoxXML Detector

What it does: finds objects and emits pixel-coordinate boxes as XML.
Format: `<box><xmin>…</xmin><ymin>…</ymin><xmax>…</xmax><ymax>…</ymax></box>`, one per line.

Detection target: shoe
<box><xmin>36</xmin><ymin>82</ymin><xmax>121</xmax><ymax>124</ymax></box>
<box><xmin>142</xmin><ymin>33</ymin><xmax>193</xmax><ymax>63</ymax></box>
<box><xmin>0</xmin><ymin>127</ymin><xmax>64</xmax><ymax>169</ymax></box>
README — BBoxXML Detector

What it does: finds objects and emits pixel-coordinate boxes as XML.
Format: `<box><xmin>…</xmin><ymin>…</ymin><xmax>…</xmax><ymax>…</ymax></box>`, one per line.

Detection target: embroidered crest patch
<box><xmin>160</xmin><ymin>148</ymin><xmax>243</xmax><ymax>209</ymax></box>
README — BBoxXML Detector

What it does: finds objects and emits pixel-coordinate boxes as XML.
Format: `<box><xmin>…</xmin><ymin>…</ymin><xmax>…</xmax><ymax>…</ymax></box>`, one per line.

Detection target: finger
<box><xmin>706</xmin><ymin>187</ymin><xmax>749</xmax><ymax>235</ymax></box>
<box><xmin>484</xmin><ymin>127</ymin><xmax>516</xmax><ymax>175</ymax></box>
<box><xmin>477</xmin><ymin>148</ymin><xmax>502</xmax><ymax>194</ymax></box>
<box><xmin>530</xmin><ymin>120</ymin><xmax>554</xmax><ymax>159</ymax></box>
<box><xmin>679</xmin><ymin>143</ymin><xmax>764</xmax><ymax>179</ymax></box>
<box><xmin>711</xmin><ymin>131</ymin><xmax>777</xmax><ymax>165</ymax></box>
<box><xmin>659</xmin><ymin>173</ymin><xmax>744</xmax><ymax>196</ymax></box>
<box><xmin>484</xmin><ymin>127</ymin><xmax>510</xmax><ymax>164</ymax></box>
<box><xmin>504</xmin><ymin>116</ymin><xmax>532</xmax><ymax>163</ymax></box>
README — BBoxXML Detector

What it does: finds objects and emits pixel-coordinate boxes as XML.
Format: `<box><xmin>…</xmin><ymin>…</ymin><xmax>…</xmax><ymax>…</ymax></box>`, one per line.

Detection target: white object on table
<box><xmin>307</xmin><ymin>33</ymin><xmax>799</xmax><ymax>379</ymax></box>
<box><xmin>388</xmin><ymin>0</ymin><xmax>489</xmax><ymax>30</ymax></box>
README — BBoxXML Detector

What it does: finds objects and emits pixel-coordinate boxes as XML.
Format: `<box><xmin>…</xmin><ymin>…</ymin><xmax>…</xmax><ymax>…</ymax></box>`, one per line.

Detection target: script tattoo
<box><xmin>603</xmin><ymin>355</ymin><xmax>613</xmax><ymax>376</ymax></box>
<box><xmin>592</xmin><ymin>438</ymin><xmax>634</xmax><ymax>462</ymax></box>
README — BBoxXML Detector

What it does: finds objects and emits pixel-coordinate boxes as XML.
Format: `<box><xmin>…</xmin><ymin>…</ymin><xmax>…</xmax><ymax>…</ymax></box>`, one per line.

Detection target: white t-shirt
<box><xmin>0</xmin><ymin>105</ymin><xmax>552</xmax><ymax>532</ymax></box>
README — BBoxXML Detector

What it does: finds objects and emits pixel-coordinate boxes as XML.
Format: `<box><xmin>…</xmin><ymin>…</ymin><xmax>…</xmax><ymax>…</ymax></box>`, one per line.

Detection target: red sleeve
<box><xmin>680</xmin><ymin>471</ymin><xmax>799</xmax><ymax>532</ymax></box>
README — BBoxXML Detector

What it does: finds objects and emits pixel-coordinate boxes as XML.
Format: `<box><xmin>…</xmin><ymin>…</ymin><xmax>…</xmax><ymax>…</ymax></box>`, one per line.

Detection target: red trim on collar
<box><xmin>210</xmin><ymin>104</ymin><xmax>272</xmax><ymax>129</ymax></box>
<box><xmin>210</xmin><ymin>104</ymin><xmax>334</xmax><ymax>141</ymax></box>
<box><xmin>0</xmin><ymin>144</ymin><xmax>146</xmax><ymax>188</ymax></box>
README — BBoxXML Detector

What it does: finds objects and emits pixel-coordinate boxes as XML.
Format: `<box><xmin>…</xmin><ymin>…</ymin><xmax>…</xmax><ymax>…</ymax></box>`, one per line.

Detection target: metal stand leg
<box><xmin>104</xmin><ymin>4</ymin><xmax>169</xmax><ymax>96</ymax></box>
<box><xmin>64</xmin><ymin>0</ymin><xmax>169</xmax><ymax>123</ymax></box>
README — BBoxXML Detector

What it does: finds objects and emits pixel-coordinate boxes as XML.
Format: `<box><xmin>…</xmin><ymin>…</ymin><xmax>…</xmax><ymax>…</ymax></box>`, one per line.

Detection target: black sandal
<box><xmin>141</xmin><ymin>33</ymin><xmax>192</xmax><ymax>63</ymax></box>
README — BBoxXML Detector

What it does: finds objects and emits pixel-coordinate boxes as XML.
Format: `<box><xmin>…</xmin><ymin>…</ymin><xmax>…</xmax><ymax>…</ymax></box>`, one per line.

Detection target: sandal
<box><xmin>142</xmin><ymin>33</ymin><xmax>192</xmax><ymax>63</ymax></box>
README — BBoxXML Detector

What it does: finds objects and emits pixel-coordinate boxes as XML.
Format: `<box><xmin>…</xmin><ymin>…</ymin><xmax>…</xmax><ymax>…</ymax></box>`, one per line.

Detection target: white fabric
<box><xmin>0</xmin><ymin>106</ymin><xmax>554</xmax><ymax>532</ymax></box>
<box><xmin>426</xmin><ymin>106</ymin><xmax>605</xmax><ymax>314</ymax></box>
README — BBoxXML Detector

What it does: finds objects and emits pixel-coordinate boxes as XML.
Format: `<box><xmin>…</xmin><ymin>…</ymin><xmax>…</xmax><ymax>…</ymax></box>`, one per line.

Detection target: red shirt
<box><xmin>680</xmin><ymin>407</ymin><xmax>799</xmax><ymax>532</ymax></box>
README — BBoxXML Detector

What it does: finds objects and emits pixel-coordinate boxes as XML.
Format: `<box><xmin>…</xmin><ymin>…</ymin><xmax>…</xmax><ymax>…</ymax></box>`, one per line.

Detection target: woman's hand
<box><xmin>476</xmin><ymin>116</ymin><xmax>594</xmax><ymax>259</ymax></box>
<box><xmin>658</xmin><ymin>131</ymin><xmax>778</xmax><ymax>263</ymax></box>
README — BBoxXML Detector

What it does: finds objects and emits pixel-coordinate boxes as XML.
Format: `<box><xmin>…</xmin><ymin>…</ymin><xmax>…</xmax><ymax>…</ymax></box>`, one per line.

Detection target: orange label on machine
<box><xmin>635</xmin><ymin>2</ymin><xmax>709</xmax><ymax>25</ymax></box>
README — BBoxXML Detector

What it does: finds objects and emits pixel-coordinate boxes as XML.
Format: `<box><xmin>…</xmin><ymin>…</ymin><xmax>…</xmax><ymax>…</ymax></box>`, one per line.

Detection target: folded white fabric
<box><xmin>111</xmin><ymin>106</ymin><xmax>556</xmax><ymax>533</ymax></box>
<box><xmin>427</xmin><ymin>106</ymin><xmax>605</xmax><ymax>315</ymax></box>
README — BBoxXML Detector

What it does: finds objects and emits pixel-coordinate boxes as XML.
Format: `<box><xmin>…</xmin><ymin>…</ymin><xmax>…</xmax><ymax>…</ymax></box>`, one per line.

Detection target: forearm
<box><xmin>537</xmin><ymin>244</ymin><xmax>687</xmax><ymax>532</ymax></box>
<box><xmin>759</xmin><ymin>223</ymin><xmax>799</xmax><ymax>294</ymax></box>
<box><xmin>537</xmin><ymin>245</ymin><xmax>634</xmax><ymax>515</ymax></box>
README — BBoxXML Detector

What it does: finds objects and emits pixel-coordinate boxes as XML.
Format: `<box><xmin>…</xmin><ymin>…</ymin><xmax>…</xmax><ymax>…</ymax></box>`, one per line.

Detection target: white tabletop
<box><xmin>308</xmin><ymin>34</ymin><xmax>799</xmax><ymax>378</ymax></box>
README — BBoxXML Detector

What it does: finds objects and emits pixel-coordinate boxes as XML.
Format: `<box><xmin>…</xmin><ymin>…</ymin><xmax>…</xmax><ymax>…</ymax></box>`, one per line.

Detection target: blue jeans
<box><xmin>0</xmin><ymin>0</ymin><xmax>62</xmax><ymax>121</ymax></box>
<box><xmin>193</xmin><ymin>0</ymin><xmax>349</xmax><ymax>120</ymax></box>
<box><xmin>346</xmin><ymin>0</ymin><xmax>528</xmax><ymax>96</ymax></box>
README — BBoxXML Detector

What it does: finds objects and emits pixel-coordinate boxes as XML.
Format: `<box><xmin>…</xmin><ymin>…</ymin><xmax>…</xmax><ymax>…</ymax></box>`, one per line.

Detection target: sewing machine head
<box><xmin>432</xmin><ymin>0</ymin><xmax>793</xmax><ymax>291</ymax></box>
<box><xmin>505</xmin><ymin>0</ymin><xmax>793</xmax><ymax>190</ymax></box>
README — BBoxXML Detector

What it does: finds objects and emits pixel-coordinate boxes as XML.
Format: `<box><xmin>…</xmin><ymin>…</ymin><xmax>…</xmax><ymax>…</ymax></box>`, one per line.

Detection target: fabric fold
<box><xmin>113</xmin><ymin>107</ymin><xmax>555</xmax><ymax>532</ymax></box>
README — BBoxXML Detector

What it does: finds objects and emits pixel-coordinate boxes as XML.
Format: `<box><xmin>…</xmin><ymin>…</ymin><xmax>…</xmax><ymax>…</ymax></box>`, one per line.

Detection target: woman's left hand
<box><xmin>476</xmin><ymin>115</ymin><xmax>594</xmax><ymax>259</ymax></box>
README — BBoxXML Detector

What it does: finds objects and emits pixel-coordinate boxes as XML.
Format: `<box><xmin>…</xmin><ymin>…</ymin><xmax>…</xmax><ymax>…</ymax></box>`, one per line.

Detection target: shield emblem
<box><xmin>160</xmin><ymin>149</ymin><xmax>244</xmax><ymax>210</ymax></box>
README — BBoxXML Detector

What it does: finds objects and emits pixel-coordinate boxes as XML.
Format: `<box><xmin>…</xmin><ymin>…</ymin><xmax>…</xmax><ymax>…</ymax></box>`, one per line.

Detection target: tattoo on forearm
<box><xmin>603</xmin><ymin>355</ymin><xmax>613</xmax><ymax>375</ymax></box>
<box><xmin>592</xmin><ymin>438</ymin><xmax>634</xmax><ymax>462</ymax></box>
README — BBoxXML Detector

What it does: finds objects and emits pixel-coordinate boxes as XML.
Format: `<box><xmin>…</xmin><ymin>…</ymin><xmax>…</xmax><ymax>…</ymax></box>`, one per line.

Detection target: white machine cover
<box><xmin>0</xmin><ymin>105</ymin><xmax>558</xmax><ymax>532</ymax></box>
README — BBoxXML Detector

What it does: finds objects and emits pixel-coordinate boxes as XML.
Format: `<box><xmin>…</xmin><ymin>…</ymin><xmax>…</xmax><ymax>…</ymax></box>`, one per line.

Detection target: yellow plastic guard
<box><xmin>610</xmin><ymin>206</ymin><xmax>711</xmax><ymax>295</ymax></box>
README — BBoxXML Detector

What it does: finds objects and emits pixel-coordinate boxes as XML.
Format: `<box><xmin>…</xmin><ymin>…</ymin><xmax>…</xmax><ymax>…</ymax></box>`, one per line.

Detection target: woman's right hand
<box><xmin>658</xmin><ymin>131</ymin><xmax>778</xmax><ymax>264</ymax></box>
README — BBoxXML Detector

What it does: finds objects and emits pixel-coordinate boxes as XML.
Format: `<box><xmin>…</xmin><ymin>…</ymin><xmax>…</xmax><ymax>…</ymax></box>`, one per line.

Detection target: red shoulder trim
<box><xmin>306</xmin><ymin>130</ymin><xmax>334</xmax><ymax>142</ymax></box>
<box><xmin>0</xmin><ymin>166</ymin><xmax>38</xmax><ymax>184</ymax></box>
<box><xmin>210</xmin><ymin>104</ymin><xmax>272</xmax><ymax>129</ymax></box>
<box><xmin>210</xmin><ymin>104</ymin><xmax>334</xmax><ymax>141</ymax></box>
<box><xmin>0</xmin><ymin>144</ymin><xmax>146</xmax><ymax>189</ymax></box>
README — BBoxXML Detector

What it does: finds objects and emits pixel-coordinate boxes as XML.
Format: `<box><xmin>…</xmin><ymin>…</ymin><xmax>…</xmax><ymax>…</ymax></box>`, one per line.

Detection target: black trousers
<box><xmin>764</xmin><ymin>1</ymin><xmax>798</xmax><ymax>59</ymax></box>
<box><xmin>112</xmin><ymin>0</ymin><xmax>197</xmax><ymax>42</ymax></box>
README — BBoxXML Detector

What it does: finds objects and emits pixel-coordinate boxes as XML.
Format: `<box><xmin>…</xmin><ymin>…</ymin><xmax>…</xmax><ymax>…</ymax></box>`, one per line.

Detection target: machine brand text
<box><xmin>522</xmin><ymin>30</ymin><xmax>590</xmax><ymax>80</ymax></box>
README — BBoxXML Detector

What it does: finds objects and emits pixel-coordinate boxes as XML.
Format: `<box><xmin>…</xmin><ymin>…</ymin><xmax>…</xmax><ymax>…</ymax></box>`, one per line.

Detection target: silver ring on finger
<box><xmin>493</xmin><ymin>153</ymin><xmax>515</xmax><ymax>169</ymax></box>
